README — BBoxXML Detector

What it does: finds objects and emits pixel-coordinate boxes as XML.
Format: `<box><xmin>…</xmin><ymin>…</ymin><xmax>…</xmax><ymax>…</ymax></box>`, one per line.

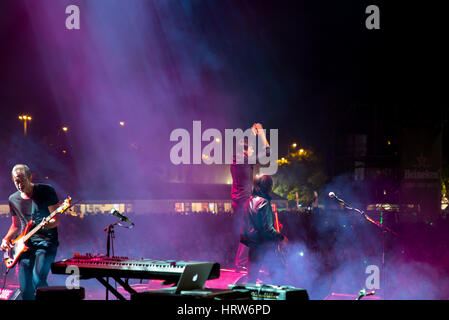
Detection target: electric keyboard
<box><xmin>51</xmin><ymin>253</ymin><xmax>220</xmax><ymax>283</ymax></box>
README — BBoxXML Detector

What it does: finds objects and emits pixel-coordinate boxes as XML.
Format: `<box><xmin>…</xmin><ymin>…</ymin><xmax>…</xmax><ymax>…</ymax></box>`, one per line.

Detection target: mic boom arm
<box><xmin>329</xmin><ymin>192</ymin><xmax>398</xmax><ymax>237</ymax></box>
<box><xmin>110</xmin><ymin>209</ymin><xmax>135</xmax><ymax>228</ymax></box>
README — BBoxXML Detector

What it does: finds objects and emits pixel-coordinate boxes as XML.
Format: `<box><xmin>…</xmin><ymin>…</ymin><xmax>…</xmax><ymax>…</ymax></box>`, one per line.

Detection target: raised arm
<box><xmin>252</xmin><ymin>123</ymin><xmax>270</xmax><ymax>147</ymax></box>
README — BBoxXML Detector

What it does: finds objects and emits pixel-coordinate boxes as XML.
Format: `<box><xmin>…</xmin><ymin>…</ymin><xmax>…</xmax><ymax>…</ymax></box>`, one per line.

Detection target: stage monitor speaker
<box><xmin>35</xmin><ymin>286</ymin><xmax>85</xmax><ymax>300</ymax></box>
<box><xmin>228</xmin><ymin>283</ymin><xmax>309</xmax><ymax>301</ymax></box>
<box><xmin>131</xmin><ymin>289</ymin><xmax>252</xmax><ymax>301</ymax></box>
<box><xmin>0</xmin><ymin>288</ymin><xmax>21</xmax><ymax>300</ymax></box>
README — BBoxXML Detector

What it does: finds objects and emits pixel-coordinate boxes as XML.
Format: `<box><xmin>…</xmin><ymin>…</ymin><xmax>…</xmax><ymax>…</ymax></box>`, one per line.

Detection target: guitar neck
<box><xmin>273</xmin><ymin>208</ymin><xmax>281</xmax><ymax>232</ymax></box>
<box><xmin>22</xmin><ymin>209</ymin><xmax>59</xmax><ymax>243</ymax></box>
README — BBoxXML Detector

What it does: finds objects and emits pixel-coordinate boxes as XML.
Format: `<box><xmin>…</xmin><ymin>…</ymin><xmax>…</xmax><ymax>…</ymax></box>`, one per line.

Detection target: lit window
<box><xmin>191</xmin><ymin>203</ymin><xmax>202</xmax><ymax>212</ymax></box>
<box><xmin>174</xmin><ymin>203</ymin><xmax>184</xmax><ymax>212</ymax></box>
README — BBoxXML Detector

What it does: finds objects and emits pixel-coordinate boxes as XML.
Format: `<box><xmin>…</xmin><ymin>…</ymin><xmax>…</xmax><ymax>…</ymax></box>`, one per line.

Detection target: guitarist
<box><xmin>240</xmin><ymin>174</ymin><xmax>288</xmax><ymax>284</ymax></box>
<box><xmin>1</xmin><ymin>164</ymin><xmax>60</xmax><ymax>300</ymax></box>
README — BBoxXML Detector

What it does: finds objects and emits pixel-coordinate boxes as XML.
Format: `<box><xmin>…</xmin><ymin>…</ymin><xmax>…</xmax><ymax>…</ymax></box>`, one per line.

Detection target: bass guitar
<box><xmin>4</xmin><ymin>197</ymin><xmax>72</xmax><ymax>269</ymax></box>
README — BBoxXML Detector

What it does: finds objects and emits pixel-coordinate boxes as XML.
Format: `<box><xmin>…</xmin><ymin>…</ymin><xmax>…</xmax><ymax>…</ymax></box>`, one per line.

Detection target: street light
<box><xmin>288</xmin><ymin>142</ymin><xmax>298</xmax><ymax>156</ymax></box>
<box><xmin>18</xmin><ymin>115</ymin><xmax>32</xmax><ymax>136</ymax></box>
<box><xmin>62</xmin><ymin>126</ymin><xmax>68</xmax><ymax>132</ymax></box>
<box><xmin>278</xmin><ymin>157</ymin><xmax>289</xmax><ymax>165</ymax></box>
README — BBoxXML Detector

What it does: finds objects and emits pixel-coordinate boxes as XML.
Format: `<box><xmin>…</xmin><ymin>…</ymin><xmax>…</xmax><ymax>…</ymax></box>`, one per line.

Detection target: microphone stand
<box><xmin>103</xmin><ymin>219</ymin><xmax>134</xmax><ymax>300</ymax></box>
<box><xmin>337</xmin><ymin>201</ymin><xmax>398</xmax><ymax>300</ymax></box>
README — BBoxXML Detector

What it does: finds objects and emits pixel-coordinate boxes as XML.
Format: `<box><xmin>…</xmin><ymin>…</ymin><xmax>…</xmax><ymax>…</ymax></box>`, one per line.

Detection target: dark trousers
<box><xmin>235</xmin><ymin>242</ymin><xmax>249</xmax><ymax>269</ymax></box>
<box><xmin>18</xmin><ymin>245</ymin><xmax>57</xmax><ymax>300</ymax></box>
<box><xmin>247</xmin><ymin>242</ymin><xmax>285</xmax><ymax>285</ymax></box>
<box><xmin>233</xmin><ymin>199</ymin><xmax>249</xmax><ymax>269</ymax></box>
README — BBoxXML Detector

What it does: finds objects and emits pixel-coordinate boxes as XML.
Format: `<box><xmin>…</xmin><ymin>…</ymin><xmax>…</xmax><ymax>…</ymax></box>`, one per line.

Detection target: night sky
<box><xmin>0</xmin><ymin>0</ymin><xmax>446</xmax><ymax>197</ymax></box>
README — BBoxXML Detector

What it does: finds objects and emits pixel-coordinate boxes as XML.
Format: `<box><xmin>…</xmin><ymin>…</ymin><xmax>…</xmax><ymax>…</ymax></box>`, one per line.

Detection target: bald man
<box><xmin>1</xmin><ymin>164</ymin><xmax>60</xmax><ymax>300</ymax></box>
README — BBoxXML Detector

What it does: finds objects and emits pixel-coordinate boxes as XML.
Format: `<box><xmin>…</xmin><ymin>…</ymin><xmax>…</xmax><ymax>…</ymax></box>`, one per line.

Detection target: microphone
<box><xmin>110</xmin><ymin>209</ymin><xmax>134</xmax><ymax>226</ymax></box>
<box><xmin>357</xmin><ymin>289</ymin><xmax>375</xmax><ymax>300</ymax></box>
<box><xmin>328</xmin><ymin>192</ymin><xmax>347</xmax><ymax>206</ymax></box>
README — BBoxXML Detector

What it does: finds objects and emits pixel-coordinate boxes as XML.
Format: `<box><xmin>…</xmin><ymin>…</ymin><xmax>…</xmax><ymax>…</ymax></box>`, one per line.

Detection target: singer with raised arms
<box><xmin>231</xmin><ymin>123</ymin><xmax>271</xmax><ymax>272</ymax></box>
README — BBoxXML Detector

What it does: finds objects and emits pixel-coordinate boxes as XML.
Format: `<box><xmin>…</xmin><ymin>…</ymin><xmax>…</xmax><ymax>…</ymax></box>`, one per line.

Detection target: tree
<box><xmin>272</xmin><ymin>147</ymin><xmax>327</xmax><ymax>208</ymax></box>
<box><xmin>442</xmin><ymin>157</ymin><xmax>449</xmax><ymax>215</ymax></box>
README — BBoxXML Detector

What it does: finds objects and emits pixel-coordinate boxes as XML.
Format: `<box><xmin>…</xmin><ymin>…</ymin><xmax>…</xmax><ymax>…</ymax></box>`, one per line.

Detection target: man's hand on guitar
<box><xmin>41</xmin><ymin>217</ymin><xmax>57</xmax><ymax>229</ymax></box>
<box><xmin>1</xmin><ymin>238</ymin><xmax>13</xmax><ymax>251</ymax></box>
<box><xmin>41</xmin><ymin>218</ymin><xmax>49</xmax><ymax>228</ymax></box>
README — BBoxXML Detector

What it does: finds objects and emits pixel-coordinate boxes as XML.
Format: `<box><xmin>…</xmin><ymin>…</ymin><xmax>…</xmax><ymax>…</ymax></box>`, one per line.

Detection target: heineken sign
<box><xmin>400</xmin><ymin>128</ymin><xmax>441</xmax><ymax>222</ymax></box>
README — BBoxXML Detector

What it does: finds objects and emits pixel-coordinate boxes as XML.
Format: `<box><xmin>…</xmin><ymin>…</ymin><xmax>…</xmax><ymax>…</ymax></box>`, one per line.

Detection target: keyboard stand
<box><xmin>96</xmin><ymin>277</ymin><xmax>137</xmax><ymax>300</ymax></box>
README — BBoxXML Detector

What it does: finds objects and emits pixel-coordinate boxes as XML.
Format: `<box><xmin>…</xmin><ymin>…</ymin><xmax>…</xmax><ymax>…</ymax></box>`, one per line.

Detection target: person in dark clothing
<box><xmin>231</xmin><ymin>123</ymin><xmax>270</xmax><ymax>271</ymax></box>
<box><xmin>1</xmin><ymin>164</ymin><xmax>61</xmax><ymax>300</ymax></box>
<box><xmin>240</xmin><ymin>174</ymin><xmax>287</xmax><ymax>283</ymax></box>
